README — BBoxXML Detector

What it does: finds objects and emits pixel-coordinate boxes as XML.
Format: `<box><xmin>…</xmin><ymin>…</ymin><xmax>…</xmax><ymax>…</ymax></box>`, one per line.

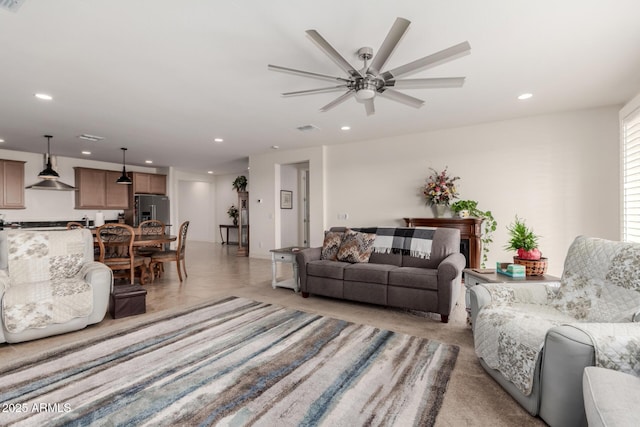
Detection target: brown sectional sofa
<box><xmin>296</xmin><ymin>227</ymin><xmax>465</xmax><ymax>322</ymax></box>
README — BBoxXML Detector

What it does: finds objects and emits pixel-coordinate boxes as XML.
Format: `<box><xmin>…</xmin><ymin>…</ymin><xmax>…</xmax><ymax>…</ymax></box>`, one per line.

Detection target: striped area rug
<box><xmin>0</xmin><ymin>297</ymin><xmax>459</xmax><ymax>426</ymax></box>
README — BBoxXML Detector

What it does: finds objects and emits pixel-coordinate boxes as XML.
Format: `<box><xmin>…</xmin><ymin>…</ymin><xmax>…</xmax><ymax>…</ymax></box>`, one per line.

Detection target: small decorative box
<box><xmin>496</xmin><ymin>262</ymin><xmax>526</xmax><ymax>278</ymax></box>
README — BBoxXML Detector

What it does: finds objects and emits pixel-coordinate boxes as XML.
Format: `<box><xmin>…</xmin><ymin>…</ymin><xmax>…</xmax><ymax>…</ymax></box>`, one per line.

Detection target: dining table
<box><xmin>93</xmin><ymin>230</ymin><xmax>176</xmax><ymax>284</ymax></box>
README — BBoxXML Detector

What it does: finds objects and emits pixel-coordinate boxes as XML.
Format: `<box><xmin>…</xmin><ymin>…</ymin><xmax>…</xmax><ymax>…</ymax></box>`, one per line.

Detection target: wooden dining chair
<box><xmin>150</xmin><ymin>221</ymin><xmax>189</xmax><ymax>281</ymax></box>
<box><xmin>137</xmin><ymin>219</ymin><xmax>166</xmax><ymax>279</ymax></box>
<box><xmin>137</xmin><ymin>220</ymin><xmax>166</xmax><ymax>252</ymax></box>
<box><xmin>66</xmin><ymin>221</ymin><xmax>85</xmax><ymax>229</ymax></box>
<box><xmin>96</xmin><ymin>223</ymin><xmax>150</xmax><ymax>285</ymax></box>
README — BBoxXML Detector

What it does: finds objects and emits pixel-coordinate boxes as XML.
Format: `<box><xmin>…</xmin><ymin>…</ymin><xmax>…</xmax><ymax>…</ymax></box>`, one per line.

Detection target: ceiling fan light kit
<box><xmin>116</xmin><ymin>147</ymin><xmax>133</xmax><ymax>185</ymax></box>
<box><xmin>268</xmin><ymin>17</ymin><xmax>470</xmax><ymax>116</ymax></box>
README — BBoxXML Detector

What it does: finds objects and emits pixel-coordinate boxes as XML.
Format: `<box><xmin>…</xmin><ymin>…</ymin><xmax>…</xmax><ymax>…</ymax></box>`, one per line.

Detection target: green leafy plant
<box><xmin>504</xmin><ymin>216</ymin><xmax>541</xmax><ymax>260</ymax></box>
<box><xmin>232</xmin><ymin>175</ymin><xmax>247</xmax><ymax>192</ymax></box>
<box><xmin>227</xmin><ymin>205</ymin><xmax>239</xmax><ymax>224</ymax></box>
<box><xmin>450</xmin><ymin>200</ymin><xmax>497</xmax><ymax>268</ymax></box>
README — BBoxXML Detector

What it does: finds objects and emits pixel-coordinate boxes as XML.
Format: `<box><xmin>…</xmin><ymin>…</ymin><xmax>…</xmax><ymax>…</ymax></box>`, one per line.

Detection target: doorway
<box><xmin>279</xmin><ymin>162</ymin><xmax>309</xmax><ymax>247</ymax></box>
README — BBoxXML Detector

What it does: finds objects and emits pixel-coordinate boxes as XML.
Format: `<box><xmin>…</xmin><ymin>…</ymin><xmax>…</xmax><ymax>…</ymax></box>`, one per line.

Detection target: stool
<box><xmin>110</xmin><ymin>284</ymin><xmax>147</xmax><ymax>319</ymax></box>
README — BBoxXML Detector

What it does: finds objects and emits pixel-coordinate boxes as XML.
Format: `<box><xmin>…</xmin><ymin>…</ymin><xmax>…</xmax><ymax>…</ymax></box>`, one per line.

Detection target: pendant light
<box><xmin>38</xmin><ymin>135</ymin><xmax>59</xmax><ymax>179</ymax></box>
<box><xmin>26</xmin><ymin>135</ymin><xmax>75</xmax><ymax>190</ymax></box>
<box><xmin>116</xmin><ymin>147</ymin><xmax>132</xmax><ymax>184</ymax></box>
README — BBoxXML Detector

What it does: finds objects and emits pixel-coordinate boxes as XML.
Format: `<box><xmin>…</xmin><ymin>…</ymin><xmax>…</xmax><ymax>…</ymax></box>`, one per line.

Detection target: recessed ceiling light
<box><xmin>145</xmin><ymin>160</ymin><xmax>153</xmax><ymax>164</ymax></box>
<box><xmin>35</xmin><ymin>93</ymin><xmax>53</xmax><ymax>100</ymax></box>
<box><xmin>0</xmin><ymin>139</ymin><xmax>4</xmax><ymax>143</ymax></box>
<box><xmin>518</xmin><ymin>93</ymin><xmax>533</xmax><ymax>100</ymax></box>
<box><xmin>341</xmin><ymin>126</ymin><xmax>351</xmax><ymax>131</ymax></box>
<box><xmin>81</xmin><ymin>151</ymin><xmax>91</xmax><ymax>155</ymax></box>
<box><xmin>214</xmin><ymin>138</ymin><xmax>223</xmax><ymax>143</ymax></box>
<box><xmin>271</xmin><ymin>145</ymin><xmax>279</xmax><ymax>149</ymax></box>
<box><xmin>207</xmin><ymin>171</ymin><xmax>214</xmax><ymax>174</ymax></box>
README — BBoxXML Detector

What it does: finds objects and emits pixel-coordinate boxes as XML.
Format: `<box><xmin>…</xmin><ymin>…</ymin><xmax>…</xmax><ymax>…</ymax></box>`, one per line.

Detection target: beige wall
<box><xmin>250</xmin><ymin>106</ymin><xmax>620</xmax><ymax>276</ymax></box>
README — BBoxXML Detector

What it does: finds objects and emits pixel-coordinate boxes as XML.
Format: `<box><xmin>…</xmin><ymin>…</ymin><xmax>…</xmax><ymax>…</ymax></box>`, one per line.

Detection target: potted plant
<box><xmin>227</xmin><ymin>205</ymin><xmax>239</xmax><ymax>226</ymax></box>
<box><xmin>504</xmin><ymin>215</ymin><xmax>547</xmax><ymax>275</ymax></box>
<box><xmin>450</xmin><ymin>200</ymin><xmax>497</xmax><ymax>268</ymax></box>
<box><xmin>232</xmin><ymin>175</ymin><xmax>247</xmax><ymax>192</ymax></box>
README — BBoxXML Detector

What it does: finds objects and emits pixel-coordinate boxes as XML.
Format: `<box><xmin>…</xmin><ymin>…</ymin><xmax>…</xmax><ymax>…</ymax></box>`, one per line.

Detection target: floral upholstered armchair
<box><xmin>0</xmin><ymin>229</ymin><xmax>112</xmax><ymax>343</ymax></box>
<box><xmin>470</xmin><ymin>235</ymin><xmax>640</xmax><ymax>427</ymax></box>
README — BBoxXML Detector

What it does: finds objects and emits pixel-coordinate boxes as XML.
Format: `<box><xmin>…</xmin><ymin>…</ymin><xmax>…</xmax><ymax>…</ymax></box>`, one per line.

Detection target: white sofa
<box><xmin>0</xmin><ymin>228</ymin><xmax>112</xmax><ymax>343</ymax></box>
<box><xmin>470</xmin><ymin>236</ymin><xmax>640</xmax><ymax>427</ymax></box>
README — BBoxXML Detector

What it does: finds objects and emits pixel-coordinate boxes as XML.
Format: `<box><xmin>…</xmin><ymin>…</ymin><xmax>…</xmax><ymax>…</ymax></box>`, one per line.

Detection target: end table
<box><xmin>270</xmin><ymin>247</ymin><xmax>302</xmax><ymax>292</ymax></box>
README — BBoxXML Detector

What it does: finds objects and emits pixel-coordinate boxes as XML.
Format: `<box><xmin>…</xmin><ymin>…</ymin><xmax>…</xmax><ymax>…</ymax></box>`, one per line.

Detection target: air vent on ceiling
<box><xmin>296</xmin><ymin>124</ymin><xmax>320</xmax><ymax>132</ymax></box>
<box><xmin>0</xmin><ymin>0</ymin><xmax>26</xmax><ymax>12</ymax></box>
<box><xmin>78</xmin><ymin>134</ymin><xmax>105</xmax><ymax>142</ymax></box>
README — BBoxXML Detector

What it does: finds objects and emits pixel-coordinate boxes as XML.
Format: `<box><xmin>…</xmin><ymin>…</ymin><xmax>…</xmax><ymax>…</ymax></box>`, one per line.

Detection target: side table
<box><xmin>270</xmin><ymin>247</ymin><xmax>301</xmax><ymax>292</ymax></box>
<box><xmin>463</xmin><ymin>268</ymin><xmax>561</xmax><ymax>322</ymax></box>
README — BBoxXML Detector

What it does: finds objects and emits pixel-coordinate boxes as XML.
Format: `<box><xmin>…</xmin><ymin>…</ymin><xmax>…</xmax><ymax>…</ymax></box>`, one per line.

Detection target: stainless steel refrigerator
<box><xmin>134</xmin><ymin>195</ymin><xmax>170</xmax><ymax>227</ymax></box>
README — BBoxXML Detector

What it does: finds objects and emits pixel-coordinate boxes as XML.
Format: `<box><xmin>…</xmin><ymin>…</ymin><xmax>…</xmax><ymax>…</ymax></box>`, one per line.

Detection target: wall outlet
<box><xmin>337</xmin><ymin>213</ymin><xmax>349</xmax><ymax>220</ymax></box>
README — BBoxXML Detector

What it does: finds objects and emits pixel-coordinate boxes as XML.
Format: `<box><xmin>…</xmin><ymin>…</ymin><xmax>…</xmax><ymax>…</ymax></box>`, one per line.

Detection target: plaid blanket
<box><xmin>354</xmin><ymin>227</ymin><xmax>435</xmax><ymax>259</ymax></box>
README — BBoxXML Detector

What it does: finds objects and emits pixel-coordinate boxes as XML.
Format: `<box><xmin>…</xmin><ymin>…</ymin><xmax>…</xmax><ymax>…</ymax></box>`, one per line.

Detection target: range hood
<box><xmin>26</xmin><ymin>179</ymin><xmax>76</xmax><ymax>191</ymax></box>
<box><xmin>25</xmin><ymin>135</ymin><xmax>76</xmax><ymax>191</ymax></box>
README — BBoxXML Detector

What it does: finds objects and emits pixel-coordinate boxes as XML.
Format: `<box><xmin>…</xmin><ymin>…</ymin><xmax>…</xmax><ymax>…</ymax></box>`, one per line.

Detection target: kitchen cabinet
<box><xmin>132</xmin><ymin>172</ymin><xmax>166</xmax><ymax>195</ymax></box>
<box><xmin>0</xmin><ymin>159</ymin><xmax>25</xmax><ymax>209</ymax></box>
<box><xmin>75</xmin><ymin>167</ymin><xmax>129</xmax><ymax>209</ymax></box>
<box><xmin>105</xmin><ymin>171</ymin><xmax>130</xmax><ymax>208</ymax></box>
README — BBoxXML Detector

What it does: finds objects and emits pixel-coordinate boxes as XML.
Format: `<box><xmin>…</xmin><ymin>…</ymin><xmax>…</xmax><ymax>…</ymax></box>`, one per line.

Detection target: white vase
<box><xmin>433</xmin><ymin>204</ymin><xmax>446</xmax><ymax>218</ymax></box>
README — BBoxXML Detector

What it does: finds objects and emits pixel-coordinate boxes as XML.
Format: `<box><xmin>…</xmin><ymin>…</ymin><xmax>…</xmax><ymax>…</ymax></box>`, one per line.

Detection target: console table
<box><xmin>404</xmin><ymin>217</ymin><xmax>483</xmax><ymax>268</ymax></box>
<box><xmin>219</xmin><ymin>224</ymin><xmax>238</xmax><ymax>245</ymax></box>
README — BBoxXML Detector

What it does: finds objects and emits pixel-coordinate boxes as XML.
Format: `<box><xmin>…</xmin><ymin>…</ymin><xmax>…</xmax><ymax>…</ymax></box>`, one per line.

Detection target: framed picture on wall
<box><xmin>280</xmin><ymin>190</ymin><xmax>292</xmax><ymax>209</ymax></box>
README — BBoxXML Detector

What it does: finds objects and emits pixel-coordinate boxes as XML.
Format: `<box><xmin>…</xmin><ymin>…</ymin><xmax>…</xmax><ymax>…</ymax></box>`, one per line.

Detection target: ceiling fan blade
<box><xmin>319</xmin><ymin>90</ymin><xmax>355</xmax><ymax>112</ymax></box>
<box><xmin>306</xmin><ymin>30</ymin><xmax>363</xmax><ymax>78</ymax></box>
<box><xmin>364</xmin><ymin>98</ymin><xmax>375</xmax><ymax>116</ymax></box>
<box><xmin>268</xmin><ymin>64</ymin><xmax>351</xmax><ymax>83</ymax></box>
<box><xmin>382</xmin><ymin>41</ymin><xmax>471</xmax><ymax>80</ymax></box>
<box><xmin>379</xmin><ymin>89</ymin><xmax>424</xmax><ymax>108</ymax></box>
<box><xmin>282</xmin><ymin>85</ymin><xmax>349</xmax><ymax>97</ymax></box>
<box><xmin>367</xmin><ymin>17</ymin><xmax>411</xmax><ymax>76</ymax></box>
<box><xmin>389</xmin><ymin>77</ymin><xmax>466</xmax><ymax>89</ymax></box>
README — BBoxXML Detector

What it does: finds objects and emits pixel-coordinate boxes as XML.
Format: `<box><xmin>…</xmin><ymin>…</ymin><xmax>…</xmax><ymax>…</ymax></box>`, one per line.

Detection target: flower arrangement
<box><xmin>227</xmin><ymin>205</ymin><xmax>239</xmax><ymax>225</ymax></box>
<box><xmin>423</xmin><ymin>167</ymin><xmax>460</xmax><ymax>206</ymax></box>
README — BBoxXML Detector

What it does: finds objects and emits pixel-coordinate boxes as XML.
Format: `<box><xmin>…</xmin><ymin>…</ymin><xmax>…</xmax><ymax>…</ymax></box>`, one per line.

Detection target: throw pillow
<box><xmin>321</xmin><ymin>231</ymin><xmax>344</xmax><ymax>261</ymax></box>
<box><xmin>336</xmin><ymin>228</ymin><xmax>376</xmax><ymax>263</ymax></box>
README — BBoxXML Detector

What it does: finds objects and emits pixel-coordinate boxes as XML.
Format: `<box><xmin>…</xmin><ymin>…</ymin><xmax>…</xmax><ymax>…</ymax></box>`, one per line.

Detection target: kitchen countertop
<box><xmin>0</xmin><ymin>220</ymin><xmax>120</xmax><ymax>230</ymax></box>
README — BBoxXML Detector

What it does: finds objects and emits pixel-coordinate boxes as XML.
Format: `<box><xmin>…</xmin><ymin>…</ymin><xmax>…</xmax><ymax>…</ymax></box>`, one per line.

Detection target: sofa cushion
<box><xmin>344</xmin><ymin>263</ymin><xmax>398</xmax><ymax>285</ymax></box>
<box><xmin>368</xmin><ymin>251</ymin><xmax>402</xmax><ymax>266</ymax></box>
<box><xmin>307</xmin><ymin>260</ymin><xmax>349</xmax><ymax>280</ymax></box>
<box><xmin>2</xmin><ymin>278</ymin><xmax>93</xmax><ymax>334</ymax></box>
<box><xmin>320</xmin><ymin>231</ymin><xmax>343</xmax><ymax>261</ymax></box>
<box><xmin>583</xmin><ymin>366</ymin><xmax>640</xmax><ymax>427</ymax></box>
<box><xmin>336</xmin><ymin>228</ymin><xmax>376</xmax><ymax>263</ymax></box>
<box><xmin>551</xmin><ymin>236</ymin><xmax>640</xmax><ymax>322</ymax></box>
<box><xmin>7</xmin><ymin>230</ymin><xmax>86</xmax><ymax>286</ymax></box>
<box><xmin>388</xmin><ymin>267</ymin><xmax>439</xmax><ymax>291</ymax></box>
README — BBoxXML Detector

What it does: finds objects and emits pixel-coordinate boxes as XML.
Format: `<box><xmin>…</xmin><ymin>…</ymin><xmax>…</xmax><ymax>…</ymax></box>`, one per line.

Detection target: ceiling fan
<box><xmin>268</xmin><ymin>18</ymin><xmax>471</xmax><ymax>115</ymax></box>
<box><xmin>268</xmin><ymin>17</ymin><xmax>470</xmax><ymax>116</ymax></box>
